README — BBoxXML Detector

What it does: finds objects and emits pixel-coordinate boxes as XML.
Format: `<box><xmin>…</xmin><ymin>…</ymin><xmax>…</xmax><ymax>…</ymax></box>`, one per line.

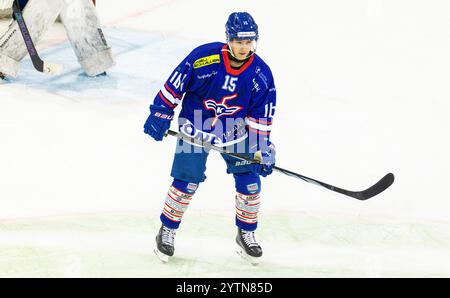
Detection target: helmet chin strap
<box><xmin>226</xmin><ymin>41</ymin><xmax>258</xmax><ymax>62</ymax></box>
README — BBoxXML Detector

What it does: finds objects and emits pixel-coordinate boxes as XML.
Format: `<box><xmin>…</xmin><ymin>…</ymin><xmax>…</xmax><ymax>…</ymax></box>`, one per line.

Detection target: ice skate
<box><xmin>236</xmin><ymin>228</ymin><xmax>262</xmax><ymax>265</ymax></box>
<box><xmin>154</xmin><ymin>224</ymin><xmax>176</xmax><ymax>263</ymax></box>
<box><xmin>0</xmin><ymin>72</ymin><xmax>5</xmax><ymax>80</ymax></box>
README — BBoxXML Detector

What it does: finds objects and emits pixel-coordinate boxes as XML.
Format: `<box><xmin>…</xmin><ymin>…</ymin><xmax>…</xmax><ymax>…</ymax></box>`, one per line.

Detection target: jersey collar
<box><xmin>221</xmin><ymin>44</ymin><xmax>254</xmax><ymax>76</ymax></box>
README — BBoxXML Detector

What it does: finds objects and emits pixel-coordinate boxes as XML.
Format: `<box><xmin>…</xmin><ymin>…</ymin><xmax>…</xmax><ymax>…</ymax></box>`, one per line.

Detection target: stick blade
<box><xmin>43</xmin><ymin>62</ymin><xmax>63</xmax><ymax>75</ymax></box>
<box><xmin>354</xmin><ymin>173</ymin><xmax>395</xmax><ymax>200</ymax></box>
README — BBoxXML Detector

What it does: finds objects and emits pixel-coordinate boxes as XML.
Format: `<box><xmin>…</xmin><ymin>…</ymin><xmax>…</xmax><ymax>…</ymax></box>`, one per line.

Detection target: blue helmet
<box><xmin>225</xmin><ymin>12</ymin><xmax>259</xmax><ymax>42</ymax></box>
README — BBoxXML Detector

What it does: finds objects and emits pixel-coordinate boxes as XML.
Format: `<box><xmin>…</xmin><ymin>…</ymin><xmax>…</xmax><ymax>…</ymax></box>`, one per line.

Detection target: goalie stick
<box><xmin>11</xmin><ymin>0</ymin><xmax>62</xmax><ymax>75</ymax></box>
<box><xmin>165</xmin><ymin>129</ymin><xmax>395</xmax><ymax>200</ymax></box>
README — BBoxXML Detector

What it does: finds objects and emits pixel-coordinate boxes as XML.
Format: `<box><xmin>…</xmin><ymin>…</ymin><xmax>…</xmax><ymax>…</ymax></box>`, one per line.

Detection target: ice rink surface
<box><xmin>1</xmin><ymin>0</ymin><xmax>450</xmax><ymax>277</ymax></box>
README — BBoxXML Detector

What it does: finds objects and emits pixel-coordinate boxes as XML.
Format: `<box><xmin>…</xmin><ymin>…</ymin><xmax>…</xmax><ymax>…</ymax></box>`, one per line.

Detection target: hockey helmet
<box><xmin>225</xmin><ymin>12</ymin><xmax>259</xmax><ymax>42</ymax></box>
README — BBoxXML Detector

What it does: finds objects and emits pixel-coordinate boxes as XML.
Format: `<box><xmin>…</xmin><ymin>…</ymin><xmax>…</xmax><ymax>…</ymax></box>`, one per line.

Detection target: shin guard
<box><xmin>234</xmin><ymin>172</ymin><xmax>261</xmax><ymax>231</ymax></box>
<box><xmin>160</xmin><ymin>179</ymin><xmax>198</xmax><ymax>229</ymax></box>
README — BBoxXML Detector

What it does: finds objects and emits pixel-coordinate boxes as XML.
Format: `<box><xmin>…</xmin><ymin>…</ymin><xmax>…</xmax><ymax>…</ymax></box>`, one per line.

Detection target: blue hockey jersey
<box><xmin>153</xmin><ymin>42</ymin><xmax>276</xmax><ymax>148</ymax></box>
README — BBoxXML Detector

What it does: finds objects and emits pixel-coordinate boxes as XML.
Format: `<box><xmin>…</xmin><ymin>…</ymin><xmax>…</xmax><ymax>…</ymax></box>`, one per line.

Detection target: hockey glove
<box><xmin>144</xmin><ymin>104</ymin><xmax>174</xmax><ymax>141</ymax></box>
<box><xmin>253</xmin><ymin>142</ymin><xmax>276</xmax><ymax>177</ymax></box>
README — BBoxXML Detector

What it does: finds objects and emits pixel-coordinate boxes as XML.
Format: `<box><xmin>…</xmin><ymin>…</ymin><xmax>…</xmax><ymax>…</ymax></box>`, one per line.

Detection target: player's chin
<box><xmin>238</xmin><ymin>54</ymin><xmax>249</xmax><ymax>60</ymax></box>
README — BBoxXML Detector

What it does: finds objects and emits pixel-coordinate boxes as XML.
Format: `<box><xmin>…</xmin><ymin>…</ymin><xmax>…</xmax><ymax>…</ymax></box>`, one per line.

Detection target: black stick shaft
<box><xmin>12</xmin><ymin>0</ymin><xmax>44</xmax><ymax>72</ymax></box>
<box><xmin>165</xmin><ymin>129</ymin><xmax>394</xmax><ymax>200</ymax></box>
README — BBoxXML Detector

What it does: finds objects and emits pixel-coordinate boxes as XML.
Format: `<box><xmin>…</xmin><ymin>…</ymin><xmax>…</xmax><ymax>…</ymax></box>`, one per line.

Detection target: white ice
<box><xmin>1</xmin><ymin>0</ymin><xmax>450</xmax><ymax>277</ymax></box>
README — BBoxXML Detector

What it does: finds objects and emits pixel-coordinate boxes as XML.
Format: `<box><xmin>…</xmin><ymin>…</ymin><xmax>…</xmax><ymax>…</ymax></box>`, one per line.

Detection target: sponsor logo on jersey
<box><xmin>197</xmin><ymin>71</ymin><xmax>218</xmax><ymax>80</ymax></box>
<box><xmin>204</xmin><ymin>94</ymin><xmax>243</xmax><ymax>127</ymax></box>
<box><xmin>180</xmin><ymin>120</ymin><xmax>223</xmax><ymax>145</ymax></box>
<box><xmin>193</xmin><ymin>54</ymin><xmax>220</xmax><ymax>69</ymax></box>
<box><xmin>252</xmin><ymin>78</ymin><xmax>260</xmax><ymax>92</ymax></box>
<box><xmin>178</xmin><ymin>119</ymin><xmax>248</xmax><ymax>150</ymax></box>
<box><xmin>222</xmin><ymin>118</ymin><xmax>247</xmax><ymax>142</ymax></box>
<box><xmin>258</xmin><ymin>72</ymin><xmax>269</xmax><ymax>88</ymax></box>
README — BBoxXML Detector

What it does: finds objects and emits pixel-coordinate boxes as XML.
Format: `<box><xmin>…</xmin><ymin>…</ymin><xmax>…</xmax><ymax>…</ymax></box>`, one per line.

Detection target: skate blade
<box><xmin>236</xmin><ymin>246</ymin><xmax>260</xmax><ymax>266</ymax></box>
<box><xmin>154</xmin><ymin>248</ymin><xmax>170</xmax><ymax>263</ymax></box>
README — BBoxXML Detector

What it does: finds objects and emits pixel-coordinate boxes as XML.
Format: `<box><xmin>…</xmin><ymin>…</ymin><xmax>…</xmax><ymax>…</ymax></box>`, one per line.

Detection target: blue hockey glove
<box><xmin>253</xmin><ymin>142</ymin><xmax>276</xmax><ymax>177</ymax></box>
<box><xmin>144</xmin><ymin>104</ymin><xmax>174</xmax><ymax>141</ymax></box>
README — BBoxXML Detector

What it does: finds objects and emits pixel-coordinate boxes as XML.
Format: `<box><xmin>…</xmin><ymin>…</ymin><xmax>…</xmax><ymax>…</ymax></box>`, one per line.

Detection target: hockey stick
<box><xmin>165</xmin><ymin>129</ymin><xmax>395</xmax><ymax>200</ymax></box>
<box><xmin>11</xmin><ymin>0</ymin><xmax>62</xmax><ymax>75</ymax></box>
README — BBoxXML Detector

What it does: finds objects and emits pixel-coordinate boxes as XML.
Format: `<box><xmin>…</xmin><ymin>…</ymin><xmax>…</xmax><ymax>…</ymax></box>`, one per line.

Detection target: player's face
<box><xmin>229</xmin><ymin>39</ymin><xmax>255</xmax><ymax>60</ymax></box>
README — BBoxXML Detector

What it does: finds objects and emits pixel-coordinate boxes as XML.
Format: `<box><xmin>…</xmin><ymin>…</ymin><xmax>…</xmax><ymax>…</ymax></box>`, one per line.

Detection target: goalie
<box><xmin>0</xmin><ymin>0</ymin><xmax>115</xmax><ymax>79</ymax></box>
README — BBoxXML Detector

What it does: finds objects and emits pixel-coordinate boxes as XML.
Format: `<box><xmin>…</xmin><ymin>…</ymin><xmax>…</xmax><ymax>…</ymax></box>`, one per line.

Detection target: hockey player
<box><xmin>144</xmin><ymin>12</ymin><xmax>277</xmax><ymax>265</ymax></box>
<box><xmin>0</xmin><ymin>0</ymin><xmax>114</xmax><ymax>79</ymax></box>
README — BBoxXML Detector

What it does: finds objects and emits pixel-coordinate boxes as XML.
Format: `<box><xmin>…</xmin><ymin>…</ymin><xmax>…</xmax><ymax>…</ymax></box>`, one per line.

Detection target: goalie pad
<box><xmin>0</xmin><ymin>51</ymin><xmax>18</xmax><ymax>77</ymax></box>
<box><xmin>0</xmin><ymin>0</ymin><xmax>64</xmax><ymax>77</ymax></box>
<box><xmin>0</xmin><ymin>0</ymin><xmax>13</xmax><ymax>10</ymax></box>
<box><xmin>59</xmin><ymin>0</ymin><xmax>115</xmax><ymax>76</ymax></box>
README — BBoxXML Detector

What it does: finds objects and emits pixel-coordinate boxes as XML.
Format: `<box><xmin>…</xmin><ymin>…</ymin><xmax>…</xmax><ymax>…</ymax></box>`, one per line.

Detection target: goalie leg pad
<box><xmin>234</xmin><ymin>172</ymin><xmax>261</xmax><ymax>231</ymax></box>
<box><xmin>78</xmin><ymin>47</ymin><xmax>114</xmax><ymax>76</ymax></box>
<box><xmin>60</xmin><ymin>0</ymin><xmax>115</xmax><ymax>76</ymax></box>
<box><xmin>160</xmin><ymin>179</ymin><xmax>198</xmax><ymax>229</ymax></box>
<box><xmin>0</xmin><ymin>51</ymin><xmax>19</xmax><ymax>77</ymax></box>
<box><xmin>0</xmin><ymin>0</ymin><xmax>64</xmax><ymax>75</ymax></box>
<box><xmin>0</xmin><ymin>0</ymin><xmax>14</xmax><ymax>11</ymax></box>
